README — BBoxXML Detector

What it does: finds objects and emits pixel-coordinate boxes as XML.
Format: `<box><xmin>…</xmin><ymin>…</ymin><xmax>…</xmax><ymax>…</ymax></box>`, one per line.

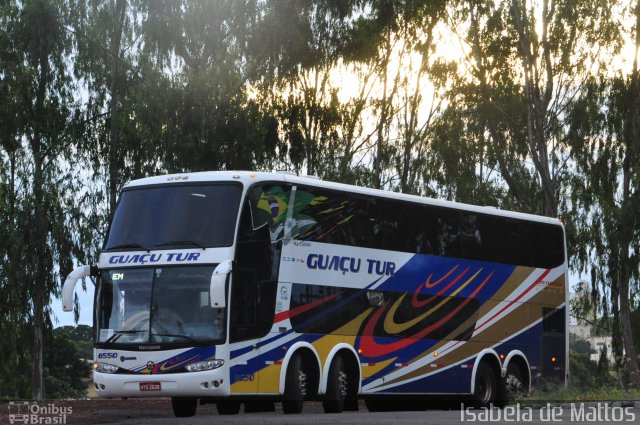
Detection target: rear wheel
<box><xmin>473</xmin><ymin>362</ymin><xmax>497</xmax><ymax>408</ymax></box>
<box><xmin>504</xmin><ymin>363</ymin><xmax>526</xmax><ymax>400</ymax></box>
<box><xmin>323</xmin><ymin>355</ymin><xmax>348</xmax><ymax>413</ymax></box>
<box><xmin>171</xmin><ymin>397</ymin><xmax>197</xmax><ymax>417</ymax></box>
<box><xmin>282</xmin><ymin>353</ymin><xmax>307</xmax><ymax>414</ymax></box>
<box><xmin>216</xmin><ymin>400</ymin><xmax>241</xmax><ymax>415</ymax></box>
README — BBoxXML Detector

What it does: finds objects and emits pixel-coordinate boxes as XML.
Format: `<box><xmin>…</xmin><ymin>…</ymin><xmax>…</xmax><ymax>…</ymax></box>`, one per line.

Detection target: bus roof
<box><xmin>125</xmin><ymin>170</ymin><xmax>563</xmax><ymax>227</ymax></box>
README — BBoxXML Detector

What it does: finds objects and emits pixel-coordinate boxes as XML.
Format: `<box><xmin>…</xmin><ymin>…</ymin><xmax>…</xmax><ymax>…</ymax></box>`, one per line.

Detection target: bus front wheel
<box><xmin>282</xmin><ymin>353</ymin><xmax>306</xmax><ymax>414</ymax></box>
<box><xmin>171</xmin><ymin>397</ymin><xmax>197</xmax><ymax>417</ymax></box>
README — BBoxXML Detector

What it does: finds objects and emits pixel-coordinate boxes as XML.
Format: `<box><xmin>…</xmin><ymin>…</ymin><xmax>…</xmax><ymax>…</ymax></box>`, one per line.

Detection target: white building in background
<box><xmin>571</xmin><ymin>323</ymin><xmax>591</xmax><ymax>340</ymax></box>
<box><xmin>568</xmin><ymin>289</ymin><xmax>618</xmax><ymax>364</ymax></box>
<box><xmin>590</xmin><ymin>336</ymin><xmax>615</xmax><ymax>363</ymax></box>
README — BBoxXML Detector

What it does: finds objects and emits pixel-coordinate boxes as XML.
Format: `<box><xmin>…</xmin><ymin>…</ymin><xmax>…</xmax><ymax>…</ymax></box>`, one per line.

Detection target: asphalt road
<box><xmin>103</xmin><ymin>401</ymin><xmax>640</xmax><ymax>425</ymax></box>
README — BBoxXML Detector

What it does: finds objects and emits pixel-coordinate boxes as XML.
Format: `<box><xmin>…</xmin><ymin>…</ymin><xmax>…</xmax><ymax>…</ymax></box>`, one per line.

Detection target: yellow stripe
<box><xmin>383</xmin><ymin>269</ymin><xmax>483</xmax><ymax>334</ymax></box>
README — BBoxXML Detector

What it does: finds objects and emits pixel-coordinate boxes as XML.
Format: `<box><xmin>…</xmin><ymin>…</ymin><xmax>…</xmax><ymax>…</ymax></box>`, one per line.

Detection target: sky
<box><xmin>52</xmin><ymin>279</ymin><xmax>95</xmax><ymax>327</ymax></box>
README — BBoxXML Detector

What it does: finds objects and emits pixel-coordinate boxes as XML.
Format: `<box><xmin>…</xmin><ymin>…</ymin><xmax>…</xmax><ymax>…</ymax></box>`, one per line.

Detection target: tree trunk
<box><xmin>618</xmin><ymin>0</ymin><xmax>640</xmax><ymax>389</ymax></box>
<box><xmin>511</xmin><ymin>0</ymin><xmax>558</xmax><ymax>218</ymax></box>
<box><xmin>108</xmin><ymin>0</ymin><xmax>127</xmax><ymax>216</ymax></box>
<box><xmin>30</xmin><ymin>26</ymin><xmax>50</xmax><ymax>398</ymax></box>
<box><xmin>31</xmin><ymin>284</ymin><xmax>44</xmax><ymax>400</ymax></box>
<box><xmin>619</xmin><ymin>249</ymin><xmax>640</xmax><ymax>388</ymax></box>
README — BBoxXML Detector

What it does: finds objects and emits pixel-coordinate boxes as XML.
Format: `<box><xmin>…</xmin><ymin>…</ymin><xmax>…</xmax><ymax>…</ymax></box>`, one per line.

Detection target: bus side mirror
<box><xmin>62</xmin><ymin>265</ymin><xmax>95</xmax><ymax>312</ymax></box>
<box><xmin>210</xmin><ymin>260</ymin><xmax>232</xmax><ymax>308</ymax></box>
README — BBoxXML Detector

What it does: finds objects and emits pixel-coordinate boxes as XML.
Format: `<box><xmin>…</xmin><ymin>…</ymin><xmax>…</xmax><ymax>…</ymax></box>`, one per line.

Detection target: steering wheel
<box><xmin>119</xmin><ymin>310</ymin><xmax>150</xmax><ymax>332</ymax></box>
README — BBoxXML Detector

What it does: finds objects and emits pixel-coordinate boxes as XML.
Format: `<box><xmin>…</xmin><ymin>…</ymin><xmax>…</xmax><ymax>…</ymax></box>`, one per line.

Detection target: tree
<box><xmin>449</xmin><ymin>0</ymin><xmax>620</xmax><ymax>216</ymax></box>
<box><xmin>142</xmin><ymin>0</ymin><xmax>272</xmax><ymax>172</ymax></box>
<box><xmin>1</xmin><ymin>0</ymin><xmax>84</xmax><ymax>399</ymax></box>
<box><xmin>567</xmin><ymin>1</ymin><xmax>640</xmax><ymax>388</ymax></box>
<box><xmin>43</xmin><ymin>327</ymin><xmax>91</xmax><ymax>399</ymax></box>
<box><xmin>568</xmin><ymin>76</ymin><xmax>640</xmax><ymax>387</ymax></box>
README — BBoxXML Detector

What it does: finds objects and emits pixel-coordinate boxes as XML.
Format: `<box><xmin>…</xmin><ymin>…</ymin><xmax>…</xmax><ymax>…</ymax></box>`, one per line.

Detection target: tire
<box><xmin>171</xmin><ymin>397</ymin><xmax>197</xmax><ymax>417</ymax></box>
<box><xmin>473</xmin><ymin>362</ymin><xmax>497</xmax><ymax>409</ymax></box>
<box><xmin>323</xmin><ymin>355</ymin><xmax>348</xmax><ymax>413</ymax></box>
<box><xmin>216</xmin><ymin>400</ymin><xmax>241</xmax><ymax>415</ymax></box>
<box><xmin>282</xmin><ymin>353</ymin><xmax>306</xmax><ymax>414</ymax></box>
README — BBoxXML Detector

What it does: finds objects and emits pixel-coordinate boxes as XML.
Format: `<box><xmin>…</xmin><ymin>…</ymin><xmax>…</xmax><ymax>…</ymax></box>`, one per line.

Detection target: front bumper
<box><xmin>93</xmin><ymin>368</ymin><xmax>229</xmax><ymax>398</ymax></box>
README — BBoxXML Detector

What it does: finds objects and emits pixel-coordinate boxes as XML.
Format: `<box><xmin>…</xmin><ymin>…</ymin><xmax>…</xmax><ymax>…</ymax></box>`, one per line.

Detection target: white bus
<box><xmin>62</xmin><ymin>171</ymin><xmax>567</xmax><ymax>416</ymax></box>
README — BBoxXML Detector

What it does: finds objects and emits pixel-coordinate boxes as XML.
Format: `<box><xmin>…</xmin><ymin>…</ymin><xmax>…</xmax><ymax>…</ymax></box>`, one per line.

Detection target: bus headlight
<box><xmin>94</xmin><ymin>362</ymin><xmax>119</xmax><ymax>374</ymax></box>
<box><xmin>185</xmin><ymin>359</ymin><xmax>224</xmax><ymax>372</ymax></box>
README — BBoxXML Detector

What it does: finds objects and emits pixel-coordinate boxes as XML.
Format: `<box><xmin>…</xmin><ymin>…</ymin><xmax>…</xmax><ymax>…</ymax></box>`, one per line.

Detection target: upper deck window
<box><xmin>105</xmin><ymin>183</ymin><xmax>242</xmax><ymax>250</ymax></box>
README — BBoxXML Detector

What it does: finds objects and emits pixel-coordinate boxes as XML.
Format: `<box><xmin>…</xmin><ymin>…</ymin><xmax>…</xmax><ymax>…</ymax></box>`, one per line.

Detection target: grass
<box><xmin>518</xmin><ymin>387</ymin><xmax>640</xmax><ymax>403</ymax></box>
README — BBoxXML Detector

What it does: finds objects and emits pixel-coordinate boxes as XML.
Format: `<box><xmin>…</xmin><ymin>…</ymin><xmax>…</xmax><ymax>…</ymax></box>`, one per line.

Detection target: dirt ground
<box><xmin>0</xmin><ymin>398</ymin><xmax>220</xmax><ymax>424</ymax></box>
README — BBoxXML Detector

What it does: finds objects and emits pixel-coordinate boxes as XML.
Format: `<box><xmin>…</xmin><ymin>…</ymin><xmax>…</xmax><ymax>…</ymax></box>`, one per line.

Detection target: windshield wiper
<box><xmin>151</xmin><ymin>333</ymin><xmax>200</xmax><ymax>344</ymax></box>
<box><xmin>153</xmin><ymin>240</ymin><xmax>206</xmax><ymax>249</ymax></box>
<box><xmin>106</xmin><ymin>243</ymin><xmax>149</xmax><ymax>251</ymax></box>
<box><xmin>103</xmin><ymin>330</ymin><xmax>147</xmax><ymax>344</ymax></box>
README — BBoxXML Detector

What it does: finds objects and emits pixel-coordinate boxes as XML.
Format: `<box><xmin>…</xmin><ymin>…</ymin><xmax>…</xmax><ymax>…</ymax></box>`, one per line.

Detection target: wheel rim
<box><xmin>298</xmin><ymin>369</ymin><xmax>308</xmax><ymax>397</ymax></box>
<box><xmin>477</xmin><ymin>374</ymin><xmax>491</xmax><ymax>403</ymax></box>
<box><xmin>338</xmin><ymin>370</ymin><xmax>348</xmax><ymax>398</ymax></box>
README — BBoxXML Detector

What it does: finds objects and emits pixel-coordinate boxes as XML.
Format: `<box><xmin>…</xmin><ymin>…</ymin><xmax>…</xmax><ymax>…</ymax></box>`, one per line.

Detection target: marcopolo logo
<box><xmin>8</xmin><ymin>401</ymin><xmax>72</xmax><ymax>424</ymax></box>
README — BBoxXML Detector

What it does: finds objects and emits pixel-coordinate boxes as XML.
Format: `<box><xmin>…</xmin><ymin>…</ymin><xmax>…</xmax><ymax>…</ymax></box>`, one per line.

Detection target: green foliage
<box><xmin>568</xmin><ymin>335</ymin><xmax>617</xmax><ymax>390</ymax></box>
<box><xmin>55</xmin><ymin>325</ymin><xmax>94</xmax><ymax>360</ymax></box>
<box><xmin>43</xmin><ymin>328</ymin><xmax>91</xmax><ymax>399</ymax></box>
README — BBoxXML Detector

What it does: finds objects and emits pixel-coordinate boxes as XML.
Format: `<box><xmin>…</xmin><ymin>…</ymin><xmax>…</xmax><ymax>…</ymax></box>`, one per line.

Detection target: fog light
<box><xmin>185</xmin><ymin>359</ymin><xmax>224</xmax><ymax>372</ymax></box>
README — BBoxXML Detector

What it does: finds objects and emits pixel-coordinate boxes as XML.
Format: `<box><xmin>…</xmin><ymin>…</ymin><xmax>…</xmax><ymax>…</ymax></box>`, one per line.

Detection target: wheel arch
<box><xmin>470</xmin><ymin>349</ymin><xmax>502</xmax><ymax>394</ymax></box>
<box><xmin>320</xmin><ymin>344</ymin><xmax>362</xmax><ymax>395</ymax></box>
<box><xmin>279</xmin><ymin>342</ymin><xmax>322</xmax><ymax>396</ymax></box>
<box><xmin>502</xmin><ymin>350</ymin><xmax>531</xmax><ymax>393</ymax></box>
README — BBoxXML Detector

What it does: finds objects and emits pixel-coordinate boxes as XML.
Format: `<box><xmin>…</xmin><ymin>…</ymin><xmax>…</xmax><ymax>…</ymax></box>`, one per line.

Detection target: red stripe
<box><xmin>274</xmin><ymin>292</ymin><xmax>339</xmax><ymax>323</ymax></box>
<box><xmin>411</xmin><ymin>267</ymin><xmax>470</xmax><ymax>308</ymax></box>
<box><xmin>473</xmin><ymin>269</ymin><xmax>551</xmax><ymax>334</ymax></box>
<box><xmin>424</xmin><ymin>265</ymin><xmax>459</xmax><ymax>289</ymax></box>
<box><xmin>360</xmin><ymin>272</ymin><xmax>493</xmax><ymax>357</ymax></box>
<box><xmin>440</xmin><ymin>269</ymin><xmax>552</xmax><ymax>357</ymax></box>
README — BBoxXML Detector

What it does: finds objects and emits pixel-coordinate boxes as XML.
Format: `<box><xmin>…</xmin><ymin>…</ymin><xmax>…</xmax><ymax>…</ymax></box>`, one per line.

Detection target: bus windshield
<box><xmin>105</xmin><ymin>183</ymin><xmax>242</xmax><ymax>250</ymax></box>
<box><xmin>95</xmin><ymin>266</ymin><xmax>225</xmax><ymax>346</ymax></box>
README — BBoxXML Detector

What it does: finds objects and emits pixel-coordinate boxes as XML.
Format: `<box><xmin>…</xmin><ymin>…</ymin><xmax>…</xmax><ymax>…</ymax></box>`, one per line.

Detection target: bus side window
<box><xmin>406</xmin><ymin>204</ymin><xmax>438</xmax><ymax>255</ymax></box>
<box><xmin>437</xmin><ymin>210</ymin><xmax>461</xmax><ymax>258</ymax></box>
<box><xmin>459</xmin><ymin>213</ymin><xmax>482</xmax><ymax>260</ymax></box>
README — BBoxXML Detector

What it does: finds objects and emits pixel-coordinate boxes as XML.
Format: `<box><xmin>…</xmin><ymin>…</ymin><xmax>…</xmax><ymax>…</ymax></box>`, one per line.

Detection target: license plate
<box><xmin>139</xmin><ymin>382</ymin><xmax>161</xmax><ymax>391</ymax></box>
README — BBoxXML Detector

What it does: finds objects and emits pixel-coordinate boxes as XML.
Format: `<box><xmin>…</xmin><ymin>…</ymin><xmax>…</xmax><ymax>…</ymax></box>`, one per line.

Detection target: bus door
<box><xmin>229</xmin><ymin>267</ymin><xmax>277</xmax><ymax>394</ymax></box>
<box><xmin>230</xmin><ymin>182</ymin><xmax>289</xmax><ymax>394</ymax></box>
